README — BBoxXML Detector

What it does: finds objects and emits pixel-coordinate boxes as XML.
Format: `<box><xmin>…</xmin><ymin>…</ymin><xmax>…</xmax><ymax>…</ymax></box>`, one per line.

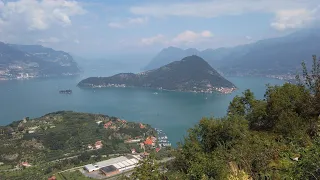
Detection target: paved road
<box><xmin>157</xmin><ymin>157</ymin><xmax>175</xmax><ymax>163</ymax></box>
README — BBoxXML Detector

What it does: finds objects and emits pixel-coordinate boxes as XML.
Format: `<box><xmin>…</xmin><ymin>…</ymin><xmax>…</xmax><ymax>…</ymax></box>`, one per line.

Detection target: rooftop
<box><xmin>84</xmin><ymin>164</ymin><xmax>99</xmax><ymax>171</ymax></box>
<box><xmin>84</xmin><ymin>155</ymin><xmax>140</xmax><ymax>172</ymax></box>
<box><xmin>100</xmin><ymin>165</ymin><xmax>118</xmax><ymax>173</ymax></box>
<box><xmin>95</xmin><ymin>156</ymin><xmax>128</xmax><ymax>167</ymax></box>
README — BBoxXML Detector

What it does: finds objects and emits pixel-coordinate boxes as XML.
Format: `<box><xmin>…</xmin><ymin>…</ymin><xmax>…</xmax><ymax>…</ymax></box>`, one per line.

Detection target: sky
<box><xmin>0</xmin><ymin>0</ymin><xmax>320</xmax><ymax>58</ymax></box>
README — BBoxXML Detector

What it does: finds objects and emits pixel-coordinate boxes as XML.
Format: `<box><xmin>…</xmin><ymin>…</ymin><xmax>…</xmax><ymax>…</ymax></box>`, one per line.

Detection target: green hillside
<box><xmin>127</xmin><ymin>55</ymin><xmax>320</xmax><ymax>180</ymax></box>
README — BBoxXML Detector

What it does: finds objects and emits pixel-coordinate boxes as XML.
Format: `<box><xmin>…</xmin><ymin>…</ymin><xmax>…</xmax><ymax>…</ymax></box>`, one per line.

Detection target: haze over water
<box><xmin>0</xmin><ymin>61</ymin><xmax>284</xmax><ymax>145</ymax></box>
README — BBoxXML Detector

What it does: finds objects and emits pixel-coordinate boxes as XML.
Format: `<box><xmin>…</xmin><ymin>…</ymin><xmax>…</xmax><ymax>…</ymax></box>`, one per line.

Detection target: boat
<box><xmin>59</xmin><ymin>89</ymin><xmax>72</xmax><ymax>94</ymax></box>
<box><xmin>153</xmin><ymin>92</ymin><xmax>158</xmax><ymax>95</ymax></box>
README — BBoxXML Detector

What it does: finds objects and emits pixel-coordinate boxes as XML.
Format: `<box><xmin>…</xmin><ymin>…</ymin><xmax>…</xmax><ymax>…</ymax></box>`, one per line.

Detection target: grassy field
<box><xmin>0</xmin><ymin>164</ymin><xmax>12</xmax><ymax>170</ymax></box>
<box><xmin>57</xmin><ymin>171</ymin><xmax>93</xmax><ymax>180</ymax></box>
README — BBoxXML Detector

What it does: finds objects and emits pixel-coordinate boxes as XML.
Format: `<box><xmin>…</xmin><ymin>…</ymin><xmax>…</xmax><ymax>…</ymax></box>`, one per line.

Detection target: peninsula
<box><xmin>0</xmin><ymin>111</ymin><xmax>172</xmax><ymax>179</ymax></box>
<box><xmin>78</xmin><ymin>55</ymin><xmax>236</xmax><ymax>94</ymax></box>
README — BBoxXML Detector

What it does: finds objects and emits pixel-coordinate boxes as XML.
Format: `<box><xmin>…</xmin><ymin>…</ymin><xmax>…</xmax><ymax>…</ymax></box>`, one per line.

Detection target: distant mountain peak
<box><xmin>144</xmin><ymin>28</ymin><xmax>320</xmax><ymax>76</ymax></box>
<box><xmin>144</xmin><ymin>47</ymin><xmax>202</xmax><ymax>70</ymax></box>
<box><xmin>79</xmin><ymin>55</ymin><xmax>235</xmax><ymax>93</ymax></box>
<box><xmin>0</xmin><ymin>42</ymin><xmax>80</xmax><ymax>79</ymax></box>
<box><xmin>181</xmin><ymin>55</ymin><xmax>204</xmax><ymax>61</ymax></box>
<box><xmin>163</xmin><ymin>46</ymin><xmax>180</xmax><ymax>50</ymax></box>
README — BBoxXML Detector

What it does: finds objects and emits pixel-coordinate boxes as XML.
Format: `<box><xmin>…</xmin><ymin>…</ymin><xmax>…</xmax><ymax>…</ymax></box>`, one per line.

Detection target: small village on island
<box><xmin>88</xmin><ymin>82</ymin><xmax>236</xmax><ymax>94</ymax></box>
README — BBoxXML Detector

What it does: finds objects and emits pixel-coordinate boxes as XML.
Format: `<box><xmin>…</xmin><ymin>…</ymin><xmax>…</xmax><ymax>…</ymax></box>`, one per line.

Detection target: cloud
<box><xmin>0</xmin><ymin>0</ymin><xmax>85</xmax><ymax>31</ymax></box>
<box><xmin>271</xmin><ymin>8</ymin><xmax>319</xmax><ymax>31</ymax></box>
<box><xmin>141</xmin><ymin>34</ymin><xmax>166</xmax><ymax>45</ymax></box>
<box><xmin>141</xmin><ymin>30</ymin><xmax>213</xmax><ymax>46</ymax></box>
<box><xmin>128</xmin><ymin>17</ymin><xmax>148</xmax><ymax>24</ymax></box>
<box><xmin>108</xmin><ymin>22</ymin><xmax>124</xmax><ymax>28</ymax></box>
<box><xmin>130</xmin><ymin>0</ymin><xmax>320</xmax><ymax>31</ymax></box>
<box><xmin>108</xmin><ymin>17</ymin><xmax>148</xmax><ymax>28</ymax></box>
<box><xmin>172</xmin><ymin>30</ymin><xmax>213</xmax><ymax>44</ymax></box>
<box><xmin>245</xmin><ymin>36</ymin><xmax>253</xmax><ymax>40</ymax></box>
<box><xmin>130</xmin><ymin>0</ymin><xmax>314</xmax><ymax>18</ymax></box>
<box><xmin>37</xmin><ymin>37</ymin><xmax>61</xmax><ymax>43</ymax></box>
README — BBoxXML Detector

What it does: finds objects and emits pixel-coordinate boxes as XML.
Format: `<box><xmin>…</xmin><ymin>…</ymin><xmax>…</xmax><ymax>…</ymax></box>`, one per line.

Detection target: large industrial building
<box><xmin>83</xmin><ymin>155</ymin><xmax>141</xmax><ymax>177</ymax></box>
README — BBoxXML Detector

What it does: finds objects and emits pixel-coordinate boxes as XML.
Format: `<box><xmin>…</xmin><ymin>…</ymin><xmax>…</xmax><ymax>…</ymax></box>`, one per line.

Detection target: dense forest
<box><xmin>130</xmin><ymin>55</ymin><xmax>320</xmax><ymax>179</ymax></box>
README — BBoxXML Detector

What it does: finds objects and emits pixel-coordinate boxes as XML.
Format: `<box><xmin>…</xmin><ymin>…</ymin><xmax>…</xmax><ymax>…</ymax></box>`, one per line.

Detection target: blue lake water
<box><xmin>0</xmin><ymin>63</ymin><xmax>284</xmax><ymax>145</ymax></box>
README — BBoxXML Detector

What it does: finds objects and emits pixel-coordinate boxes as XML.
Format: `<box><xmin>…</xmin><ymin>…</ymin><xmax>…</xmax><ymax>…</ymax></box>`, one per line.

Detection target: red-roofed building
<box><xmin>139</xmin><ymin>123</ymin><xmax>145</xmax><ymax>129</ymax></box>
<box><xmin>95</xmin><ymin>140</ymin><xmax>103</xmax><ymax>149</ymax></box>
<box><xmin>48</xmin><ymin>176</ymin><xmax>57</xmax><ymax>180</ymax></box>
<box><xmin>21</xmin><ymin>162</ymin><xmax>31</xmax><ymax>167</ymax></box>
<box><xmin>156</xmin><ymin>148</ymin><xmax>161</xmax><ymax>152</ymax></box>
<box><xmin>104</xmin><ymin>121</ymin><xmax>112</xmax><ymax>129</ymax></box>
<box><xmin>144</xmin><ymin>137</ymin><xmax>153</xmax><ymax>145</ymax></box>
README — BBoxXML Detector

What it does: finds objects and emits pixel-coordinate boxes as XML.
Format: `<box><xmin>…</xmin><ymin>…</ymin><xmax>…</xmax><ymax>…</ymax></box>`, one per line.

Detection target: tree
<box><xmin>264</xmin><ymin>83</ymin><xmax>311</xmax><ymax>135</ymax></box>
<box><xmin>296</xmin><ymin>55</ymin><xmax>320</xmax><ymax>137</ymax></box>
<box><xmin>129</xmin><ymin>153</ymin><xmax>165</xmax><ymax>180</ymax></box>
<box><xmin>228</xmin><ymin>89</ymin><xmax>256</xmax><ymax>116</ymax></box>
<box><xmin>78</xmin><ymin>152</ymin><xmax>90</xmax><ymax>162</ymax></box>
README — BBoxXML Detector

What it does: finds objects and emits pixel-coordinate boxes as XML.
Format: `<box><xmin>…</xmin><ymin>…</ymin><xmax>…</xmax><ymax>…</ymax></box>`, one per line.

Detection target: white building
<box><xmin>84</xmin><ymin>164</ymin><xmax>100</xmax><ymax>172</ymax></box>
<box><xmin>84</xmin><ymin>155</ymin><xmax>141</xmax><ymax>173</ymax></box>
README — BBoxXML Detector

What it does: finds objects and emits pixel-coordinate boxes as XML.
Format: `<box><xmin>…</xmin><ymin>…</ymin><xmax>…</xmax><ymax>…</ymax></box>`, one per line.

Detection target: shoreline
<box><xmin>0</xmin><ymin>74</ymin><xmax>81</xmax><ymax>81</ymax></box>
<box><xmin>78</xmin><ymin>84</ymin><xmax>237</xmax><ymax>95</ymax></box>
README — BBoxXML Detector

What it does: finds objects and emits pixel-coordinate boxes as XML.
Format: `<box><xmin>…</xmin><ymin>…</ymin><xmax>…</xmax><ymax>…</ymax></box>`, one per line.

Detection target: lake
<box><xmin>0</xmin><ymin>63</ymin><xmax>284</xmax><ymax>145</ymax></box>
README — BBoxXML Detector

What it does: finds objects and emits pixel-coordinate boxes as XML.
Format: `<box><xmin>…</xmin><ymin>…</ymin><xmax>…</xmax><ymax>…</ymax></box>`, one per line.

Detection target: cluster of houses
<box><xmin>96</xmin><ymin>119</ymin><xmax>128</xmax><ymax>130</ymax></box>
<box><xmin>125</xmin><ymin>127</ymin><xmax>173</xmax><ymax>153</ymax></box>
<box><xmin>91</xmin><ymin>119</ymin><xmax>167</xmax><ymax>153</ymax></box>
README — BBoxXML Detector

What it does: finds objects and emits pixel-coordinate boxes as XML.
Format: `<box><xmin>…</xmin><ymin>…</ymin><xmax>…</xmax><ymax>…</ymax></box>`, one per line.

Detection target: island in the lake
<box><xmin>78</xmin><ymin>55</ymin><xmax>236</xmax><ymax>94</ymax></box>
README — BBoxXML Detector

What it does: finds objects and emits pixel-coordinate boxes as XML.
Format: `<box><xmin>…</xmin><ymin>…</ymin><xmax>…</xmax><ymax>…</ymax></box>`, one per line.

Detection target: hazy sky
<box><xmin>0</xmin><ymin>0</ymin><xmax>320</xmax><ymax>57</ymax></box>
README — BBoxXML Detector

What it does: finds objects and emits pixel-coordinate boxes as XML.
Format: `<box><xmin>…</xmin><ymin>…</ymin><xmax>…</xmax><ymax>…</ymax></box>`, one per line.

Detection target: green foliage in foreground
<box><xmin>128</xmin><ymin>56</ymin><xmax>320</xmax><ymax>179</ymax></box>
<box><xmin>166</xmin><ymin>56</ymin><xmax>320</xmax><ymax>179</ymax></box>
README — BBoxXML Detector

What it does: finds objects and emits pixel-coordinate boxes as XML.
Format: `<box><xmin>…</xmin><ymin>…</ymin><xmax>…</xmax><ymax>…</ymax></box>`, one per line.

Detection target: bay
<box><xmin>0</xmin><ymin>62</ymin><xmax>284</xmax><ymax>146</ymax></box>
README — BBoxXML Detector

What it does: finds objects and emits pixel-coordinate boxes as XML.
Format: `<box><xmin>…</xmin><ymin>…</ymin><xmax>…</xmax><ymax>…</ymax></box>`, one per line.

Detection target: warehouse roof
<box><xmin>101</xmin><ymin>165</ymin><xmax>118</xmax><ymax>173</ymax></box>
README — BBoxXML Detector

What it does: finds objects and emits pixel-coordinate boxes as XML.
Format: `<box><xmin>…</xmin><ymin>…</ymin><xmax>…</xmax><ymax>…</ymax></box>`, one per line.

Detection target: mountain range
<box><xmin>144</xmin><ymin>29</ymin><xmax>320</xmax><ymax>76</ymax></box>
<box><xmin>78</xmin><ymin>55</ymin><xmax>235</xmax><ymax>94</ymax></box>
<box><xmin>0</xmin><ymin>42</ymin><xmax>80</xmax><ymax>80</ymax></box>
